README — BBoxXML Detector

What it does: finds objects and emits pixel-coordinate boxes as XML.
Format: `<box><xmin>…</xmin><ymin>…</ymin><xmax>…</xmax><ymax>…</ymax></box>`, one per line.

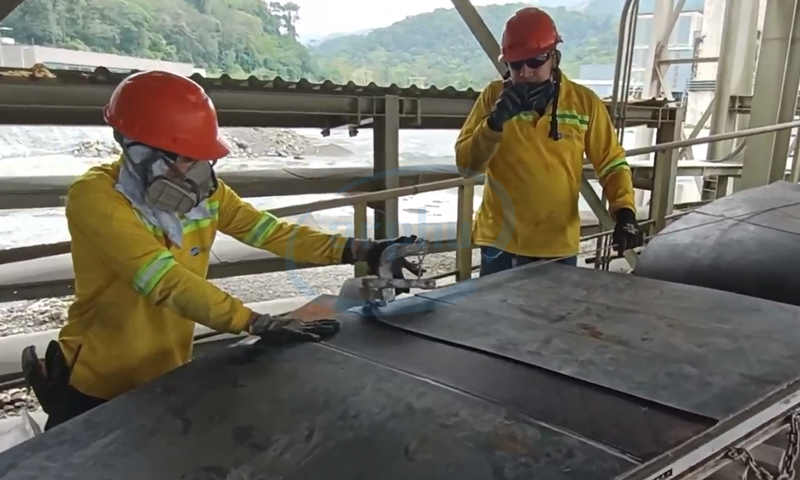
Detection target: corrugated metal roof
<box><xmin>0</xmin><ymin>64</ymin><xmax>673</xmax><ymax>108</ymax></box>
<box><xmin>0</xmin><ymin>64</ymin><xmax>484</xmax><ymax>99</ymax></box>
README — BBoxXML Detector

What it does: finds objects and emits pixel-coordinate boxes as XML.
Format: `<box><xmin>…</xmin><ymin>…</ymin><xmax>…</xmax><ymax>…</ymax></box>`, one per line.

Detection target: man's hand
<box><xmin>487</xmin><ymin>82</ymin><xmax>528</xmax><ymax>132</ymax></box>
<box><xmin>525</xmin><ymin>80</ymin><xmax>555</xmax><ymax>113</ymax></box>
<box><xmin>248</xmin><ymin>312</ymin><xmax>340</xmax><ymax>343</ymax></box>
<box><xmin>612</xmin><ymin>208</ymin><xmax>645</xmax><ymax>256</ymax></box>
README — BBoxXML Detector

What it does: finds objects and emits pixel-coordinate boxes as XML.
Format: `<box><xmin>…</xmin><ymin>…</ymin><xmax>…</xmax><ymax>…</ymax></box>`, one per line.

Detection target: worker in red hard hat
<box><xmin>456</xmin><ymin>7</ymin><xmax>644</xmax><ymax>276</ymax></box>
<box><xmin>20</xmin><ymin>70</ymin><xmax>420</xmax><ymax>431</ymax></box>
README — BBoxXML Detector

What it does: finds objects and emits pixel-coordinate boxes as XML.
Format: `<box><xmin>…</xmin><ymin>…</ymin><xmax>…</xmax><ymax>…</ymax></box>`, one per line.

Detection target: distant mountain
<box><xmin>300</xmin><ymin>29</ymin><xmax>373</xmax><ymax>46</ymax></box>
<box><xmin>310</xmin><ymin>3</ymin><xmax>619</xmax><ymax>89</ymax></box>
<box><xmin>583</xmin><ymin>0</ymin><xmax>705</xmax><ymax>16</ymax></box>
<box><xmin>537</xmin><ymin>0</ymin><xmax>591</xmax><ymax>9</ymax></box>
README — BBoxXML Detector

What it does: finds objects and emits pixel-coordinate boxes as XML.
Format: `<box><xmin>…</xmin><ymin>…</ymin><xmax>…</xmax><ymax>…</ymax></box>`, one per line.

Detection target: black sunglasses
<box><xmin>508</xmin><ymin>52</ymin><xmax>552</xmax><ymax>71</ymax></box>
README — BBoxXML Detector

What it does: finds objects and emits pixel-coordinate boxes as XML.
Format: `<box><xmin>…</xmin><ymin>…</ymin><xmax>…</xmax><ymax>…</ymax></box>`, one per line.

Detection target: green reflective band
<box><xmin>134</xmin><ymin>251</ymin><xmax>177</xmax><ymax>296</ymax></box>
<box><xmin>207</xmin><ymin>200</ymin><xmax>220</xmax><ymax>217</ymax></box>
<box><xmin>555</xmin><ymin>110</ymin><xmax>589</xmax><ymax>129</ymax></box>
<box><xmin>599</xmin><ymin>157</ymin><xmax>630</xmax><ymax>178</ymax></box>
<box><xmin>182</xmin><ymin>200</ymin><xmax>220</xmax><ymax>234</ymax></box>
<box><xmin>515</xmin><ymin>112</ymin><xmax>536</xmax><ymax>122</ymax></box>
<box><xmin>244</xmin><ymin>212</ymin><xmax>281</xmax><ymax>247</ymax></box>
<box><xmin>182</xmin><ymin>218</ymin><xmax>213</xmax><ymax>234</ymax></box>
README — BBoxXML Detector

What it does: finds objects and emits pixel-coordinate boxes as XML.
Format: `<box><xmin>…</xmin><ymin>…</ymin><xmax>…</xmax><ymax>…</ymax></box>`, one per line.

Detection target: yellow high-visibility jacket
<box><xmin>456</xmin><ymin>74</ymin><xmax>635</xmax><ymax>258</ymax></box>
<box><xmin>59</xmin><ymin>160</ymin><xmax>349</xmax><ymax>400</ymax></box>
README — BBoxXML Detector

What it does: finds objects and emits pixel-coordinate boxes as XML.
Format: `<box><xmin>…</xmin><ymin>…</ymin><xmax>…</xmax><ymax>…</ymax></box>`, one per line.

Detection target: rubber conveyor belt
<box><xmin>3</xmin><ymin>264</ymin><xmax>800</xmax><ymax>480</ymax></box>
<box><xmin>634</xmin><ymin>180</ymin><xmax>800</xmax><ymax>307</ymax></box>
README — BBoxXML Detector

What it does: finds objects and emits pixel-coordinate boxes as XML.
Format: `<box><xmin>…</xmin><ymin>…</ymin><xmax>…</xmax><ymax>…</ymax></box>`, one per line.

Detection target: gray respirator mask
<box><xmin>120</xmin><ymin>136</ymin><xmax>218</xmax><ymax>215</ymax></box>
<box><xmin>144</xmin><ymin>157</ymin><xmax>218</xmax><ymax>215</ymax></box>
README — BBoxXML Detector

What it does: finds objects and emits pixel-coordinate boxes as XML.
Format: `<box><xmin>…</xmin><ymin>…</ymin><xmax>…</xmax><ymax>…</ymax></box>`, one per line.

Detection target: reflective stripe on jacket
<box><xmin>455</xmin><ymin>74</ymin><xmax>635</xmax><ymax>258</ymax></box>
<box><xmin>59</xmin><ymin>160</ymin><xmax>348</xmax><ymax>400</ymax></box>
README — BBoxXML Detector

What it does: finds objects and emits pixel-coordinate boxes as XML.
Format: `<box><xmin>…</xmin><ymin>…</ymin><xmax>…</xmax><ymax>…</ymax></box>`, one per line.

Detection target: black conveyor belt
<box><xmin>635</xmin><ymin>181</ymin><xmax>800</xmax><ymax>307</ymax></box>
<box><xmin>4</xmin><ymin>262</ymin><xmax>800</xmax><ymax>479</ymax></box>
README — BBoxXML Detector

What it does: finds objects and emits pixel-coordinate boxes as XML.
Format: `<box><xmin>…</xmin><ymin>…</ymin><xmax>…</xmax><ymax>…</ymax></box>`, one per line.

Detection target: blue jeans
<box><xmin>479</xmin><ymin>246</ymin><xmax>578</xmax><ymax>277</ymax></box>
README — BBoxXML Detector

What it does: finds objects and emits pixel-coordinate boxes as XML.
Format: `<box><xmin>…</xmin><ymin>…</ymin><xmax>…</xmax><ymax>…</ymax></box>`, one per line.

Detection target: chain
<box><xmin>416</xmin><ymin>242</ymin><xmax>429</xmax><ymax>280</ymax></box>
<box><xmin>726</xmin><ymin>413</ymin><xmax>800</xmax><ymax>480</ymax></box>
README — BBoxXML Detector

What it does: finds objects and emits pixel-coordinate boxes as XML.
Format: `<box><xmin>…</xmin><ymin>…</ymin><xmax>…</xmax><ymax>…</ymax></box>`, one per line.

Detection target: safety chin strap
<box><xmin>548</xmin><ymin>50</ymin><xmax>563</xmax><ymax>142</ymax></box>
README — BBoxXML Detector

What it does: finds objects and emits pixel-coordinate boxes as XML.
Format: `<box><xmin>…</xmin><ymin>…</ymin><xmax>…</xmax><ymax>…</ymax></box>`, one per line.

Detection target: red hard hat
<box><xmin>498</xmin><ymin>7</ymin><xmax>562</xmax><ymax>63</ymax></box>
<box><xmin>103</xmin><ymin>70</ymin><xmax>230</xmax><ymax>161</ymax></box>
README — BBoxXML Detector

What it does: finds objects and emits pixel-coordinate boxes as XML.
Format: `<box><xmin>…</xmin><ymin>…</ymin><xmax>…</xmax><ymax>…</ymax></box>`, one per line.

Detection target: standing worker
<box><xmin>455</xmin><ymin>7</ymin><xmax>644</xmax><ymax>276</ymax></box>
<box><xmin>21</xmin><ymin>70</ymin><xmax>420</xmax><ymax>430</ymax></box>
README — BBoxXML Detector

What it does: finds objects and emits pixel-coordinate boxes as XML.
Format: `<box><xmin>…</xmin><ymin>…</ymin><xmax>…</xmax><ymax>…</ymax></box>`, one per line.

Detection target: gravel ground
<box><xmin>0</xmin><ymin>389</ymin><xmax>38</xmax><ymax>420</ymax></box>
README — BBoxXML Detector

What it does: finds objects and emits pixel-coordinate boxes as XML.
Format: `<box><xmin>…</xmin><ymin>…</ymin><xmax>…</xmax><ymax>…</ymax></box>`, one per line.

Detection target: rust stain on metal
<box><xmin>289</xmin><ymin>294</ymin><xmax>340</xmax><ymax>322</ymax></box>
<box><xmin>577</xmin><ymin>323</ymin><xmax>604</xmax><ymax>339</ymax></box>
<box><xmin>0</xmin><ymin>63</ymin><xmax>55</xmax><ymax>79</ymax></box>
<box><xmin>491</xmin><ymin>421</ymin><xmax>540</xmax><ymax>459</ymax></box>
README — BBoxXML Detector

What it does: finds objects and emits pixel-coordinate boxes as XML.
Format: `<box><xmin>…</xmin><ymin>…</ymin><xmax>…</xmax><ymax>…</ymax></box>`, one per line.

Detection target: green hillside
<box><xmin>3</xmin><ymin>0</ymin><xmax>319</xmax><ymax>80</ymax></box>
<box><xmin>311</xmin><ymin>3</ymin><xmax>619</xmax><ymax>89</ymax></box>
<box><xmin>4</xmin><ymin>0</ymin><xmax>620</xmax><ymax>88</ymax></box>
<box><xmin>583</xmin><ymin>0</ymin><xmax>705</xmax><ymax>16</ymax></box>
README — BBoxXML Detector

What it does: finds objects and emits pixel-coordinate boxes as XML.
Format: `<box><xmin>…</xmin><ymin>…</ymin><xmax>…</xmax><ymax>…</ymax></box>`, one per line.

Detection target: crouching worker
<box><xmin>21</xmin><ymin>70</ymin><xmax>420</xmax><ymax>431</ymax></box>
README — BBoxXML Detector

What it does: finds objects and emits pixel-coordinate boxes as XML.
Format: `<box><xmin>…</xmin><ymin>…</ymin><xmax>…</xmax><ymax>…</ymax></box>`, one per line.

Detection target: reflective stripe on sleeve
<box><xmin>133</xmin><ymin>251</ymin><xmax>177</xmax><ymax>296</ymax></box>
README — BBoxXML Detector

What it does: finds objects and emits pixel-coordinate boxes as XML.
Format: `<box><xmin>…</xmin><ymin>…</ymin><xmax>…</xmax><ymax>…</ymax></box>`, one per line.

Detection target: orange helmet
<box><xmin>498</xmin><ymin>7</ymin><xmax>562</xmax><ymax>63</ymax></box>
<box><xmin>103</xmin><ymin>70</ymin><xmax>230</xmax><ymax>161</ymax></box>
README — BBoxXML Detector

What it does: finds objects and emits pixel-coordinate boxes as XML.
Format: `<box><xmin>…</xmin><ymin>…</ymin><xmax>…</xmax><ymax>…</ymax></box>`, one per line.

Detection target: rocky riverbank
<box><xmin>69</xmin><ymin>127</ymin><xmax>352</xmax><ymax>159</ymax></box>
<box><xmin>0</xmin><ymin>389</ymin><xmax>38</xmax><ymax>420</ymax></box>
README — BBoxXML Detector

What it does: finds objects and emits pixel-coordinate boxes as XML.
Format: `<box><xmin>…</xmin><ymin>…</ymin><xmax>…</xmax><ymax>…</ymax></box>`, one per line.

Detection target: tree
<box><xmin>3</xmin><ymin>0</ymin><xmax>322</xmax><ymax>81</ymax></box>
<box><xmin>310</xmin><ymin>3</ymin><xmax>620</xmax><ymax>87</ymax></box>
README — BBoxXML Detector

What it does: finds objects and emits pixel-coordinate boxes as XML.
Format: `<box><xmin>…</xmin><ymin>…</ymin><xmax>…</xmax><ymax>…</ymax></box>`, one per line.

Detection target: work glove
<box><xmin>248</xmin><ymin>312</ymin><xmax>340</xmax><ymax>343</ymax></box>
<box><xmin>487</xmin><ymin>82</ymin><xmax>529</xmax><ymax>132</ymax></box>
<box><xmin>525</xmin><ymin>80</ymin><xmax>555</xmax><ymax>113</ymax></box>
<box><xmin>487</xmin><ymin>81</ymin><xmax>556</xmax><ymax>132</ymax></box>
<box><xmin>612</xmin><ymin>208</ymin><xmax>645</xmax><ymax>256</ymax></box>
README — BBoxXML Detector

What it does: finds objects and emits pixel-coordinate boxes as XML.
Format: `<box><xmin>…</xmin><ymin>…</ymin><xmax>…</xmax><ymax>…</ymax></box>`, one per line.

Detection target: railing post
<box><xmin>649</xmin><ymin>106</ymin><xmax>684</xmax><ymax>233</ymax></box>
<box><xmin>455</xmin><ymin>179</ymin><xmax>474</xmax><ymax>282</ymax></box>
<box><xmin>353</xmin><ymin>201</ymin><xmax>368</xmax><ymax>277</ymax></box>
<box><xmin>373</xmin><ymin>95</ymin><xmax>400</xmax><ymax>240</ymax></box>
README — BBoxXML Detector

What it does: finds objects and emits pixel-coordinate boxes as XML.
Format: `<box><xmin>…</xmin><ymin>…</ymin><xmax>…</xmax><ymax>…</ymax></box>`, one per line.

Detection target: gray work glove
<box><xmin>248</xmin><ymin>312</ymin><xmax>340</xmax><ymax>343</ymax></box>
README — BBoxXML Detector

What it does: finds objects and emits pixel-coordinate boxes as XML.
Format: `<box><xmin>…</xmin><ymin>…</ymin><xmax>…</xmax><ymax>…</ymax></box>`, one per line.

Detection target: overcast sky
<box><xmin>290</xmin><ymin>0</ymin><xmax>527</xmax><ymax>39</ymax></box>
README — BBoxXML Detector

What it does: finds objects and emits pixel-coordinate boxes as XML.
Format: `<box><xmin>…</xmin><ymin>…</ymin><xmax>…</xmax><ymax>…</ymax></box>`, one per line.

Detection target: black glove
<box><xmin>612</xmin><ymin>208</ymin><xmax>645</xmax><ymax>256</ymax></box>
<box><xmin>487</xmin><ymin>81</ymin><xmax>556</xmax><ymax>132</ymax></box>
<box><xmin>487</xmin><ymin>82</ymin><xmax>529</xmax><ymax>132</ymax></box>
<box><xmin>524</xmin><ymin>80</ymin><xmax>555</xmax><ymax>113</ymax></box>
<box><xmin>249</xmin><ymin>312</ymin><xmax>340</xmax><ymax>343</ymax></box>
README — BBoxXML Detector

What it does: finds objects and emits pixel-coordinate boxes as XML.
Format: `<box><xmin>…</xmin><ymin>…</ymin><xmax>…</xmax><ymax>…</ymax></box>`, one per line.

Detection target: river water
<box><xmin>0</xmin><ymin>126</ymin><xmax>709</xmax><ymax>249</ymax></box>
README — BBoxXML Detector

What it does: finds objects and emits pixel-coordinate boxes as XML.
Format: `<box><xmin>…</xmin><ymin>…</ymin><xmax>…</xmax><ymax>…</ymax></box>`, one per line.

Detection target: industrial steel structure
<box><xmin>5</xmin><ymin>0</ymin><xmax>800</xmax><ymax>478</ymax></box>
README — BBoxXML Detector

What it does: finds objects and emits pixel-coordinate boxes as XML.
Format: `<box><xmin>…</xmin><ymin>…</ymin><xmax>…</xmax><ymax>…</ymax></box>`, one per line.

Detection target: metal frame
<box><xmin>0</xmin><ymin>68</ymin><xmax>676</xmax><ymax>129</ymax></box>
<box><xmin>618</xmin><ymin>379</ymin><xmax>800</xmax><ymax>480</ymax></box>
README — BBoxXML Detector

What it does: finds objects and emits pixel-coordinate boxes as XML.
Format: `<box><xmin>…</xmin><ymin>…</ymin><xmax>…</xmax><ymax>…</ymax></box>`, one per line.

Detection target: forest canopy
<box><xmin>4</xmin><ymin>0</ymin><xmax>621</xmax><ymax>87</ymax></box>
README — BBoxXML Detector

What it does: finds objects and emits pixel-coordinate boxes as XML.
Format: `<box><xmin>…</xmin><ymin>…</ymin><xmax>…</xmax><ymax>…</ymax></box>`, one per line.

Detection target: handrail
<box><xmin>0</xmin><ymin>177</ymin><xmax>475</xmax><ymax>266</ymax></box>
<box><xmin>627</xmin><ymin>118</ymin><xmax>800</xmax><ymax>157</ymax></box>
<box><xmin>4</xmin><ymin>115</ymin><xmax>799</xmax><ymax>267</ymax></box>
<box><xmin>3</xmin><ymin>115</ymin><xmax>793</xmax><ymax>267</ymax></box>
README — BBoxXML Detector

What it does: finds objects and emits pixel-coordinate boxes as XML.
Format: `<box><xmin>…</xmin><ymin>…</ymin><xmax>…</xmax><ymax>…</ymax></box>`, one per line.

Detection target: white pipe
<box><xmin>627</xmin><ymin>118</ymin><xmax>800</xmax><ymax>157</ymax></box>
